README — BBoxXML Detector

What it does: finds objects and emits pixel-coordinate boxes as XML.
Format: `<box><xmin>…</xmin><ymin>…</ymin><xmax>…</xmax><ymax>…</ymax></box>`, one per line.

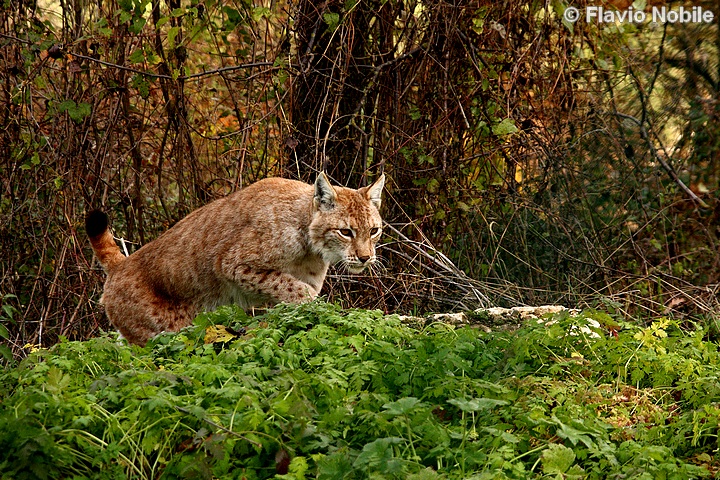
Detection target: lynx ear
<box><xmin>314</xmin><ymin>172</ymin><xmax>337</xmax><ymax>211</ymax></box>
<box><xmin>364</xmin><ymin>173</ymin><xmax>385</xmax><ymax>209</ymax></box>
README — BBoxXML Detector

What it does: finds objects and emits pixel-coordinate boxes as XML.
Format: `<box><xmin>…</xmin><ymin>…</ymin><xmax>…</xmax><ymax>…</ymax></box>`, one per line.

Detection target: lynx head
<box><xmin>309</xmin><ymin>172</ymin><xmax>385</xmax><ymax>273</ymax></box>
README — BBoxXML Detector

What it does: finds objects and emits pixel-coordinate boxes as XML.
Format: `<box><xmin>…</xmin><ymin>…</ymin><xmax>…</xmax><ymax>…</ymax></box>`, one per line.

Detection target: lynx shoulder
<box><xmin>86</xmin><ymin>173</ymin><xmax>385</xmax><ymax>345</ymax></box>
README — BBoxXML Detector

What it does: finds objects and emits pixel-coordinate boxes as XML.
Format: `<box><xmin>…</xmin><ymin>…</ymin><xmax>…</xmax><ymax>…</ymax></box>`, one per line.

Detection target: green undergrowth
<box><xmin>1</xmin><ymin>301</ymin><xmax>720</xmax><ymax>479</ymax></box>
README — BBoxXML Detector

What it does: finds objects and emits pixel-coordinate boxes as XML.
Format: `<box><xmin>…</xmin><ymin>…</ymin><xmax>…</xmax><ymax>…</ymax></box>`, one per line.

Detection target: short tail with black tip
<box><xmin>85</xmin><ymin>210</ymin><xmax>125</xmax><ymax>272</ymax></box>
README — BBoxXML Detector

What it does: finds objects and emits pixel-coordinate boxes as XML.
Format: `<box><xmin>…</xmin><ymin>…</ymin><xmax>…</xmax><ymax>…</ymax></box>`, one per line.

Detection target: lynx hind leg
<box><xmin>104</xmin><ymin>301</ymin><xmax>161</xmax><ymax>346</ymax></box>
<box><xmin>103</xmin><ymin>279</ymin><xmax>196</xmax><ymax>346</ymax></box>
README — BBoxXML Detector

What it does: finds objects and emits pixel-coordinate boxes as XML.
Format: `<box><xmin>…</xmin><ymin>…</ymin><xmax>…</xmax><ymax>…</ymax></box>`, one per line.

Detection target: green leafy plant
<box><xmin>0</xmin><ymin>302</ymin><xmax>717</xmax><ymax>478</ymax></box>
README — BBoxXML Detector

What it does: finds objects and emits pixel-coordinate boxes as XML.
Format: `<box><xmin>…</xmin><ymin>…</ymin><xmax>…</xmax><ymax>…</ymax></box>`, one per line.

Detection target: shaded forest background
<box><xmin>1</xmin><ymin>0</ymin><xmax>720</xmax><ymax>359</ymax></box>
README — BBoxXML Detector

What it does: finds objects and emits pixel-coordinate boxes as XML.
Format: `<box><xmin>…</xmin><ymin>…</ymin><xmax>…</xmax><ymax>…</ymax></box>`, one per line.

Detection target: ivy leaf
<box><xmin>323</xmin><ymin>12</ymin><xmax>341</xmax><ymax>32</ymax></box>
<box><xmin>117</xmin><ymin>0</ymin><xmax>132</xmax><ymax>11</ymax></box>
<box><xmin>128</xmin><ymin>49</ymin><xmax>145</xmax><ymax>64</ymax></box>
<box><xmin>131</xmin><ymin>74</ymin><xmax>151</xmax><ymax>99</ymax></box>
<box><xmin>129</xmin><ymin>16</ymin><xmax>146</xmax><ymax>34</ymax></box>
<box><xmin>553</xmin><ymin>416</ymin><xmax>596</xmax><ymax>449</ymax></box>
<box><xmin>155</xmin><ymin>15</ymin><xmax>170</xmax><ymax>29</ymax></box>
<box><xmin>354</xmin><ymin>437</ymin><xmax>404</xmax><ymax>472</ymax></box>
<box><xmin>252</xmin><ymin>6</ymin><xmax>272</xmax><ymax>21</ymax></box>
<box><xmin>222</xmin><ymin>6</ymin><xmax>243</xmax><ymax>29</ymax></box>
<box><xmin>167</xmin><ymin>26</ymin><xmax>180</xmax><ymax>50</ymax></box>
<box><xmin>492</xmin><ymin>118</ymin><xmax>518</xmax><ymax>136</ymax></box>
<box><xmin>542</xmin><ymin>443</ymin><xmax>576</xmax><ymax>474</ymax></box>
<box><xmin>46</xmin><ymin>366</ymin><xmax>71</xmax><ymax>393</ymax></box>
<box><xmin>58</xmin><ymin>100</ymin><xmax>91</xmax><ymax>123</ymax></box>
<box><xmin>409</xmin><ymin>106</ymin><xmax>422</xmax><ymax>121</ymax></box>
<box><xmin>0</xmin><ymin>344</ymin><xmax>12</xmax><ymax>363</ymax></box>
<box><xmin>383</xmin><ymin>397</ymin><xmax>423</xmax><ymax>416</ymax></box>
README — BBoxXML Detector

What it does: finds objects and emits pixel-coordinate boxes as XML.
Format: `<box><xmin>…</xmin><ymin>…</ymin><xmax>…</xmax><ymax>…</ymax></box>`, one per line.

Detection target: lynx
<box><xmin>86</xmin><ymin>172</ymin><xmax>385</xmax><ymax>345</ymax></box>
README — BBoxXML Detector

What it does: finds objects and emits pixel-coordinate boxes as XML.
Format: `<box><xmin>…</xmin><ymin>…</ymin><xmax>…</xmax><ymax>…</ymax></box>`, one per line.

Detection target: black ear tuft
<box><xmin>314</xmin><ymin>172</ymin><xmax>337</xmax><ymax>211</ymax></box>
<box><xmin>85</xmin><ymin>209</ymin><xmax>109</xmax><ymax>238</ymax></box>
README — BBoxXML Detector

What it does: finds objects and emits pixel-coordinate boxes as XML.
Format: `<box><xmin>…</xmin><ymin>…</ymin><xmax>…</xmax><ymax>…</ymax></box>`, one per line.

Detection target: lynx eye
<box><xmin>337</xmin><ymin>228</ymin><xmax>354</xmax><ymax>239</ymax></box>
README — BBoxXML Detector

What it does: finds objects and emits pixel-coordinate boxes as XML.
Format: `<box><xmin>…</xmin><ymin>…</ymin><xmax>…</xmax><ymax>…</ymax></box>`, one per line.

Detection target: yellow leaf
<box><xmin>23</xmin><ymin>343</ymin><xmax>43</xmax><ymax>353</ymax></box>
<box><xmin>204</xmin><ymin>325</ymin><xmax>238</xmax><ymax>344</ymax></box>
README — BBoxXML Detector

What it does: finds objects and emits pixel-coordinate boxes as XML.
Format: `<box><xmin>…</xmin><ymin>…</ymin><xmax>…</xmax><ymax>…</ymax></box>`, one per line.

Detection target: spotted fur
<box><xmin>86</xmin><ymin>173</ymin><xmax>385</xmax><ymax>345</ymax></box>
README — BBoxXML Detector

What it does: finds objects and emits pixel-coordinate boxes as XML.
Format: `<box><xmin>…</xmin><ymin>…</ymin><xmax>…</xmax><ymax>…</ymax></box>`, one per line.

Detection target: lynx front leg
<box><xmin>228</xmin><ymin>264</ymin><xmax>318</xmax><ymax>304</ymax></box>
